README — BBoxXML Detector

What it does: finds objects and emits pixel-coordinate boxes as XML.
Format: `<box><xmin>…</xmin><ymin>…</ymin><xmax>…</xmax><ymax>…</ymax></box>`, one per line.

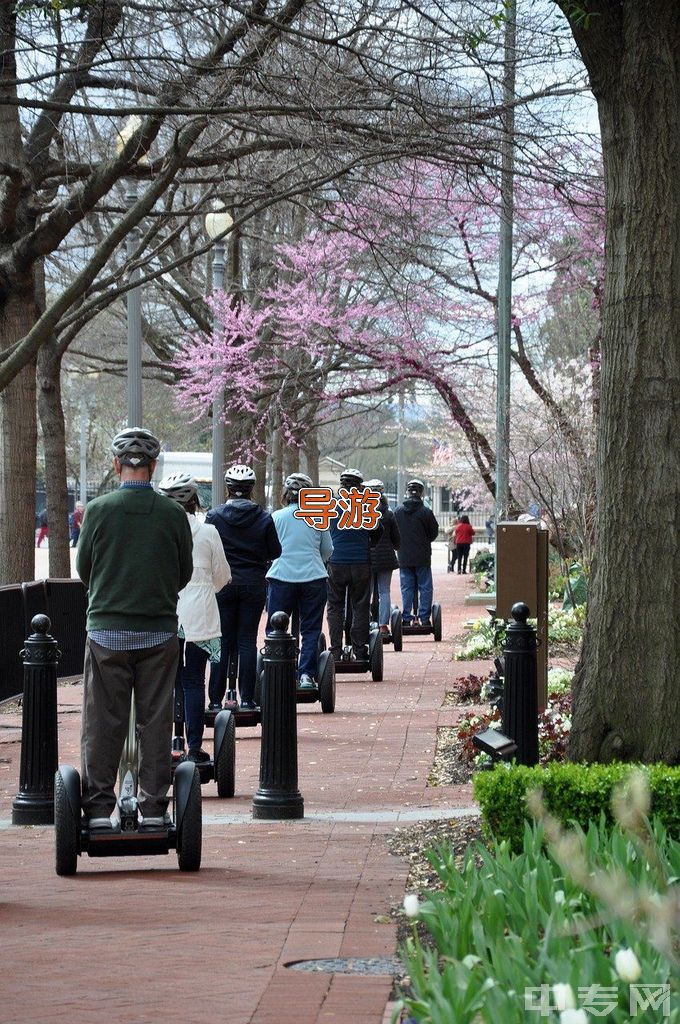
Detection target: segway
<box><xmin>333</xmin><ymin>587</ymin><xmax>384</xmax><ymax>681</ymax></box>
<box><xmin>208</xmin><ymin>649</ymin><xmax>262</xmax><ymax>728</ymax></box>
<box><xmin>369</xmin><ymin>574</ymin><xmax>403</xmax><ymax>652</ymax></box>
<box><xmin>401</xmin><ymin>581</ymin><xmax>442</xmax><ymax>642</ymax></box>
<box><xmin>257</xmin><ymin>624</ymin><xmax>336</xmax><ymax>713</ymax></box>
<box><xmin>55</xmin><ymin>704</ymin><xmax>202</xmax><ymax>876</ymax></box>
<box><xmin>172</xmin><ymin>671</ymin><xmax>236</xmax><ymax>798</ymax></box>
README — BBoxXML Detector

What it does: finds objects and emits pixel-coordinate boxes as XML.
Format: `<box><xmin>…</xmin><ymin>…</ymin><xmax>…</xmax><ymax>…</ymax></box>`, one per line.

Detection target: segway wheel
<box><xmin>432</xmin><ymin>603</ymin><xmax>442</xmax><ymax>642</ymax></box>
<box><xmin>318</xmin><ymin>632</ymin><xmax>327</xmax><ymax>656</ymax></box>
<box><xmin>177</xmin><ymin>767</ymin><xmax>202</xmax><ymax>872</ymax></box>
<box><xmin>318</xmin><ymin>650</ymin><xmax>335</xmax><ymax>713</ymax></box>
<box><xmin>215</xmin><ymin>712</ymin><xmax>236</xmax><ymax>798</ymax></box>
<box><xmin>390</xmin><ymin>608</ymin><xmax>403</xmax><ymax>653</ymax></box>
<box><xmin>370</xmin><ymin>632</ymin><xmax>384</xmax><ymax>682</ymax></box>
<box><xmin>255</xmin><ymin>650</ymin><xmax>263</xmax><ymax>707</ymax></box>
<box><xmin>55</xmin><ymin>769</ymin><xmax>79</xmax><ymax>877</ymax></box>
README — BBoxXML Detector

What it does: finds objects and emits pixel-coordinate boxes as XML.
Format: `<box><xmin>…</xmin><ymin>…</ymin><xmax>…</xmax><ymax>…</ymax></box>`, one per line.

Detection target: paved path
<box><xmin>0</xmin><ymin>557</ymin><xmax>486</xmax><ymax>1024</ymax></box>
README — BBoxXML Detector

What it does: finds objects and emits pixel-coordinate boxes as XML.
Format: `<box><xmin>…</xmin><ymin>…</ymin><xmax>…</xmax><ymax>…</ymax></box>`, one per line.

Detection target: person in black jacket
<box><xmin>365</xmin><ymin>480</ymin><xmax>401</xmax><ymax>636</ymax></box>
<box><xmin>394</xmin><ymin>479</ymin><xmax>440</xmax><ymax>627</ymax></box>
<box><xmin>206</xmin><ymin>464</ymin><xmax>281</xmax><ymax>710</ymax></box>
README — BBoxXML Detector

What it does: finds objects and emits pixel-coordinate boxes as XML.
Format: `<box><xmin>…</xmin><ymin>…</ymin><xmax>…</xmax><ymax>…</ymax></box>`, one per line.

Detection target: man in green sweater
<box><xmin>76</xmin><ymin>427</ymin><xmax>193</xmax><ymax>831</ymax></box>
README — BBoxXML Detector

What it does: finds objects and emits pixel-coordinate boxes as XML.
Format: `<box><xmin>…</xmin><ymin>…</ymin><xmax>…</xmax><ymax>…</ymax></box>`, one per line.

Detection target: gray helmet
<box><xmin>224</xmin><ymin>463</ymin><xmax>256</xmax><ymax>495</ymax></box>
<box><xmin>364</xmin><ymin>478</ymin><xmax>384</xmax><ymax>493</ymax></box>
<box><xmin>339</xmin><ymin>467</ymin><xmax>363</xmax><ymax>488</ymax></box>
<box><xmin>158</xmin><ymin>472</ymin><xmax>198</xmax><ymax>505</ymax></box>
<box><xmin>406</xmin><ymin>478</ymin><xmax>425</xmax><ymax>497</ymax></box>
<box><xmin>111</xmin><ymin>427</ymin><xmax>161</xmax><ymax>467</ymax></box>
<box><xmin>284</xmin><ymin>473</ymin><xmax>313</xmax><ymax>493</ymax></box>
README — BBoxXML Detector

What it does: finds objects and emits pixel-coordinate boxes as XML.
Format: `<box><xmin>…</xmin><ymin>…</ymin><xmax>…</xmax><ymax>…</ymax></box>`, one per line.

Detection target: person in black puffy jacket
<box><xmin>206</xmin><ymin>464</ymin><xmax>281</xmax><ymax>709</ymax></box>
<box><xmin>394</xmin><ymin>479</ymin><xmax>439</xmax><ymax>626</ymax></box>
<box><xmin>365</xmin><ymin>480</ymin><xmax>401</xmax><ymax>635</ymax></box>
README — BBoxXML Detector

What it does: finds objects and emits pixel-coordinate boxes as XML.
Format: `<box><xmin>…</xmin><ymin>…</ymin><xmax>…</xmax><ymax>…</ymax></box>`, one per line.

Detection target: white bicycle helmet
<box><xmin>158</xmin><ymin>472</ymin><xmax>198</xmax><ymax>505</ymax></box>
<box><xmin>339</xmin><ymin>467</ymin><xmax>363</xmax><ymax>488</ymax></box>
<box><xmin>224</xmin><ymin>464</ymin><xmax>256</xmax><ymax>495</ymax></box>
<box><xmin>406</xmin><ymin>478</ymin><xmax>425</xmax><ymax>497</ymax></box>
<box><xmin>111</xmin><ymin>427</ymin><xmax>161</xmax><ymax>467</ymax></box>
<box><xmin>284</xmin><ymin>473</ymin><xmax>313</xmax><ymax>492</ymax></box>
<box><xmin>364</xmin><ymin>478</ymin><xmax>384</xmax><ymax>493</ymax></box>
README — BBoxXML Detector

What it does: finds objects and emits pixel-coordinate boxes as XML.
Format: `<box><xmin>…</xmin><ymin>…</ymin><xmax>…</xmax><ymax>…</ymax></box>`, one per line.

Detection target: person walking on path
<box><xmin>206</xmin><ymin>465</ymin><xmax>281</xmax><ymax>711</ymax></box>
<box><xmin>158</xmin><ymin>472</ymin><xmax>231</xmax><ymax>763</ymax></box>
<box><xmin>267</xmin><ymin>473</ymin><xmax>333</xmax><ymax>689</ymax></box>
<box><xmin>75</xmin><ymin>427</ymin><xmax>193</xmax><ymax>831</ymax></box>
<box><xmin>365</xmin><ymin>479</ymin><xmax>401</xmax><ymax>636</ymax></box>
<box><xmin>70</xmin><ymin>501</ymin><xmax>85</xmax><ymax>547</ymax></box>
<box><xmin>36</xmin><ymin>508</ymin><xmax>49</xmax><ymax>547</ymax></box>
<box><xmin>394</xmin><ymin>479</ymin><xmax>439</xmax><ymax>626</ymax></box>
<box><xmin>327</xmin><ymin>468</ymin><xmax>383</xmax><ymax>661</ymax></box>
<box><xmin>454</xmin><ymin>514</ymin><xmax>475</xmax><ymax>574</ymax></box>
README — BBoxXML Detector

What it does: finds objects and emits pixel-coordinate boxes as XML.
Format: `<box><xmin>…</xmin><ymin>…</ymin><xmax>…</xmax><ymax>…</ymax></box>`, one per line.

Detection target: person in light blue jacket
<box><xmin>266</xmin><ymin>473</ymin><xmax>333</xmax><ymax>689</ymax></box>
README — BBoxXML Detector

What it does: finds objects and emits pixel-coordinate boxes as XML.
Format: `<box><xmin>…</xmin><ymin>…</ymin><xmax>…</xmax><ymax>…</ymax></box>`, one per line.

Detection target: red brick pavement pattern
<box><xmin>0</xmin><ymin>564</ymin><xmax>487</xmax><ymax>1024</ymax></box>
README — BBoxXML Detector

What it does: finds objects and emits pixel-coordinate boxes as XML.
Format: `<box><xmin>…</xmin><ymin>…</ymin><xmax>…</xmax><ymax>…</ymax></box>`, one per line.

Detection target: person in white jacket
<box><xmin>159</xmin><ymin>473</ymin><xmax>231</xmax><ymax>763</ymax></box>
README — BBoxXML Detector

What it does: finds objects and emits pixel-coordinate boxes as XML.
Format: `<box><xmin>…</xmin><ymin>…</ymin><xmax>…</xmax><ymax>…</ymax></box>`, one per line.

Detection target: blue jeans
<box><xmin>210</xmin><ymin>583</ymin><xmax>266</xmax><ymax>704</ymax></box>
<box><xmin>375</xmin><ymin>569</ymin><xmax>393</xmax><ymax>626</ymax></box>
<box><xmin>267</xmin><ymin>578</ymin><xmax>327</xmax><ymax>679</ymax></box>
<box><xmin>179</xmin><ymin>639</ymin><xmax>209</xmax><ymax>750</ymax></box>
<box><xmin>400</xmin><ymin>566</ymin><xmax>433</xmax><ymax>623</ymax></box>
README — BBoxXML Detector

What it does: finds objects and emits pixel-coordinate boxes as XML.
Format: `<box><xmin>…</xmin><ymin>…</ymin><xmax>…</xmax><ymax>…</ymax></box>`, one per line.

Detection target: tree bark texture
<box><xmin>37</xmin><ymin>342</ymin><xmax>71</xmax><ymax>579</ymax></box>
<box><xmin>565</xmin><ymin>1</ymin><xmax>680</xmax><ymax>763</ymax></box>
<box><xmin>302</xmin><ymin>427</ymin><xmax>320</xmax><ymax>484</ymax></box>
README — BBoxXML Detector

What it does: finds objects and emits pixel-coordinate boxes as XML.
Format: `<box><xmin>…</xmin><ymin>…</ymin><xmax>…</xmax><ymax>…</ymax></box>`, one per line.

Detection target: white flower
<box><xmin>560</xmin><ymin>1010</ymin><xmax>588</xmax><ymax>1024</ymax></box>
<box><xmin>462</xmin><ymin>954</ymin><xmax>481</xmax><ymax>969</ymax></box>
<box><xmin>615</xmin><ymin>947</ymin><xmax>642</xmax><ymax>982</ymax></box>
<box><xmin>403</xmin><ymin>894</ymin><xmax>420</xmax><ymax>918</ymax></box>
<box><xmin>552</xmin><ymin>983</ymin><xmax>576</xmax><ymax>1011</ymax></box>
<box><xmin>554</xmin><ymin>889</ymin><xmax>566</xmax><ymax>905</ymax></box>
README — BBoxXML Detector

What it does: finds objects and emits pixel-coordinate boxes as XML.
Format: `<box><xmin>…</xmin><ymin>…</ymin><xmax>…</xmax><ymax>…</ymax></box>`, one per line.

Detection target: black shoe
<box><xmin>353</xmin><ymin>645</ymin><xmax>369</xmax><ymax>661</ymax></box>
<box><xmin>186</xmin><ymin>748</ymin><xmax>211</xmax><ymax>764</ymax></box>
<box><xmin>207</xmin><ymin>702</ymin><xmax>222</xmax><ymax>712</ymax></box>
<box><xmin>420</xmin><ymin>618</ymin><xmax>432</xmax><ymax>628</ymax></box>
<box><xmin>240</xmin><ymin>700</ymin><xmax>259</xmax><ymax>711</ymax></box>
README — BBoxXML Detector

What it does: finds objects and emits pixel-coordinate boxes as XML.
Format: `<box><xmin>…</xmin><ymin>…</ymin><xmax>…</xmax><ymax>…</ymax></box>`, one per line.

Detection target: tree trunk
<box><xmin>0</xmin><ymin>289</ymin><xmax>38</xmax><ymax>583</ymax></box>
<box><xmin>282</xmin><ymin>445</ymin><xmax>300</xmax><ymax>480</ymax></box>
<box><xmin>565</xmin><ymin>1</ymin><xmax>680</xmax><ymax>763</ymax></box>
<box><xmin>270</xmin><ymin>427</ymin><xmax>283</xmax><ymax>507</ymax></box>
<box><xmin>302</xmin><ymin>427</ymin><xmax>320</xmax><ymax>484</ymax></box>
<box><xmin>37</xmin><ymin>341</ymin><xmax>72</xmax><ymax>579</ymax></box>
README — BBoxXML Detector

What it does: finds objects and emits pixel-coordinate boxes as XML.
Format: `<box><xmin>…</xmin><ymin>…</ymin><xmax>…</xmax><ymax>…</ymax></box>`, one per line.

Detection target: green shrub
<box><xmin>470</xmin><ymin>549</ymin><xmax>494</xmax><ymax>575</ymax></box>
<box><xmin>473</xmin><ymin>762</ymin><xmax>680</xmax><ymax>851</ymax></box>
<box><xmin>396</xmin><ymin>815</ymin><xmax>679</xmax><ymax>1024</ymax></box>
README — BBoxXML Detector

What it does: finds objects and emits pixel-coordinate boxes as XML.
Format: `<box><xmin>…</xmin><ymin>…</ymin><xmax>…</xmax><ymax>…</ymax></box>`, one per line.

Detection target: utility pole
<box><xmin>126</xmin><ymin>185</ymin><xmax>143</xmax><ymax>428</ymax></box>
<box><xmin>397</xmin><ymin>389</ymin><xmax>405</xmax><ymax>503</ymax></box>
<box><xmin>494</xmin><ymin>0</ymin><xmax>516</xmax><ymax>528</ymax></box>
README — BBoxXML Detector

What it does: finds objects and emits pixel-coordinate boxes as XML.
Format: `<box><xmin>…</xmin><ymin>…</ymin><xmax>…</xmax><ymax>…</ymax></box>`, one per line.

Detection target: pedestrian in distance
<box><xmin>446</xmin><ymin>519</ymin><xmax>458</xmax><ymax>572</ymax></box>
<box><xmin>70</xmin><ymin>501</ymin><xmax>85</xmax><ymax>547</ymax></box>
<box><xmin>394</xmin><ymin>479</ymin><xmax>439</xmax><ymax>626</ymax></box>
<box><xmin>454</xmin><ymin>514</ymin><xmax>475</xmax><ymax>574</ymax></box>
<box><xmin>365</xmin><ymin>479</ymin><xmax>401</xmax><ymax>636</ymax></box>
<box><xmin>75</xmin><ymin>427</ymin><xmax>193</xmax><ymax>832</ymax></box>
<box><xmin>326</xmin><ymin>468</ymin><xmax>383</xmax><ymax>661</ymax></box>
<box><xmin>266</xmin><ymin>473</ymin><xmax>333</xmax><ymax>689</ymax></box>
<box><xmin>206</xmin><ymin>465</ymin><xmax>281</xmax><ymax>711</ymax></box>
<box><xmin>36</xmin><ymin>507</ymin><xmax>49</xmax><ymax>547</ymax></box>
<box><xmin>158</xmin><ymin>472</ymin><xmax>231</xmax><ymax>763</ymax></box>
<box><xmin>485</xmin><ymin>516</ymin><xmax>495</xmax><ymax>544</ymax></box>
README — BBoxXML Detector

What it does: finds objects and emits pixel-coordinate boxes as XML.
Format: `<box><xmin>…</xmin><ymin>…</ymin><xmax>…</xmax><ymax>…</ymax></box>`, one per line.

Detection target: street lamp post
<box><xmin>204</xmin><ymin>206</ymin><xmax>234</xmax><ymax>508</ymax></box>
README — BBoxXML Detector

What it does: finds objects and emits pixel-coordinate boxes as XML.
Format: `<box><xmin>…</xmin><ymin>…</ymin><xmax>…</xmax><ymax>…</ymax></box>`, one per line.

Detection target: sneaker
<box><xmin>139</xmin><ymin>813</ymin><xmax>171</xmax><ymax>832</ymax></box>
<box><xmin>87</xmin><ymin>816</ymin><xmax>115</xmax><ymax>832</ymax></box>
<box><xmin>207</xmin><ymin>702</ymin><xmax>222</xmax><ymax>712</ymax></box>
<box><xmin>240</xmin><ymin>699</ymin><xmax>258</xmax><ymax>711</ymax></box>
<box><xmin>298</xmin><ymin>674</ymin><xmax>316</xmax><ymax>690</ymax></box>
<box><xmin>186</xmin><ymin>748</ymin><xmax>211</xmax><ymax>764</ymax></box>
<box><xmin>379</xmin><ymin>625</ymin><xmax>390</xmax><ymax>636</ymax></box>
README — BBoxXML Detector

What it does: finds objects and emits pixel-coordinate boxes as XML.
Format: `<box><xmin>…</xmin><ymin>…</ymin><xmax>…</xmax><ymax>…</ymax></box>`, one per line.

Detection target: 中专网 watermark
<box><xmin>525</xmin><ymin>983</ymin><xmax>671</xmax><ymax>1017</ymax></box>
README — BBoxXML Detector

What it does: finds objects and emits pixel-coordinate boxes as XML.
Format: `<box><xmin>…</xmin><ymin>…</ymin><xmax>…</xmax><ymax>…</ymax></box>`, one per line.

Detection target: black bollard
<box><xmin>252</xmin><ymin>611</ymin><xmax>304</xmax><ymax>820</ymax></box>
<box><xmin>501</xmin><ymin>602</ymin><xmax>539</xmax><ymax>766</ymax></box>
<box><xmin>12</xmin><ymin>614</ymin><xmax>60</xmax><ymax>825</ymax></box>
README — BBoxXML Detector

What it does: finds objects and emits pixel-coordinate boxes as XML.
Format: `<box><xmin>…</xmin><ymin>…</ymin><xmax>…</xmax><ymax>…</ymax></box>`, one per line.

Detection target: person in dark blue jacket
<box><xmin>394</xmin><ymin>479</ymin><xmax>440</xmax><ymax>626</ymax></box>
<box><xmin>206</xmin><ymin>465</ymin><xmax>281</xmax><ymax>709</ymax></box>
<box><xmin>327</xmin><ymin>468</ymin><xmax>382</xmax><ymax>661</ymax></box>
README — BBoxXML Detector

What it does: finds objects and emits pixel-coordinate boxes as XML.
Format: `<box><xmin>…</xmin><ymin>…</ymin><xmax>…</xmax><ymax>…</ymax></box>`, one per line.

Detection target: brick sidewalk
<box><xmin>0</xmin><ymin>564</ymin><xmax>486</xmax><ymax>1024</ymax></box>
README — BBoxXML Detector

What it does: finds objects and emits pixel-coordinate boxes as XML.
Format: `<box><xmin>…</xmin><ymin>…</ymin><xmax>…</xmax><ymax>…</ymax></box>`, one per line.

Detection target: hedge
<box><xmin>472</xmin><ymin>761</ymin><xmax>680</xmax><ymax>851</ymax></box>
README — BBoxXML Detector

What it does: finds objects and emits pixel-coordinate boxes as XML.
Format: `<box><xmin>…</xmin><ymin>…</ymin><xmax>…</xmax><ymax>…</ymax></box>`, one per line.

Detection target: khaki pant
<box><xmin>81</xmin><ymin>636</ymin><xmax>179</xmax><ymax>819</ymax></box>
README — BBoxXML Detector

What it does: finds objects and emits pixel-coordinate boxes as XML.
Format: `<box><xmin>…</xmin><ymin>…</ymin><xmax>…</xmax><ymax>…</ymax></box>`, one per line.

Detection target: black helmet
<box><xmin>339</xmin><ymin>467</ymin><xmax>363</xmax><ymax>488</ymax></box>
<box><xmin>224</xmin><ymin>464</ymin><xmax>256</xmax><ymax>496</ymax></box>
<box><xmin>111</xmin><ymin>427</ymin><xmax>161</xmax><ymax>468</ymax></box>
<box><xmin>406</xmin><ymin>478</ymin><xmax>425</xmax><ymax>498</ymax></box>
